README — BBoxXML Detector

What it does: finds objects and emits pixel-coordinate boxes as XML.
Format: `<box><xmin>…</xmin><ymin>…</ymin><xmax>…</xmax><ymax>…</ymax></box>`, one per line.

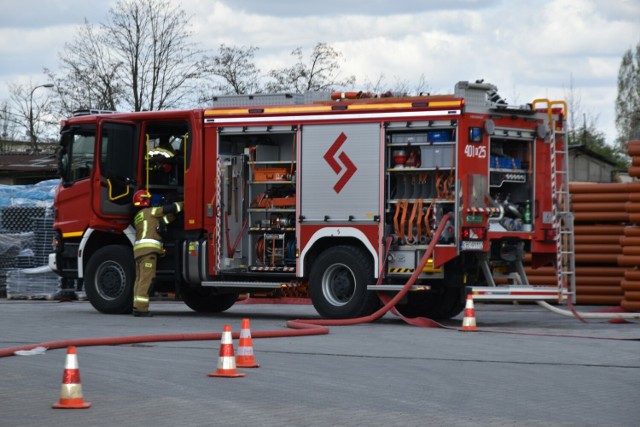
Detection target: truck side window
<box><xmin>100</xmin><ymin>122</ymin><xmax>138</xmax><ymax>183</ymax></box>
<box><xmin>59</xmin><ymin>125</ymin><xmax>96</xmax><ymax>185</ymax></box>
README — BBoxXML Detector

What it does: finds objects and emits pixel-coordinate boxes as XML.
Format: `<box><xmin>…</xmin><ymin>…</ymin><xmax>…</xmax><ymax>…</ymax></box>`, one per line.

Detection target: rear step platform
<box><xmin>468</xmin><ymin>285</ymin><xmax>566</xmax><ymax>301</ymax></box>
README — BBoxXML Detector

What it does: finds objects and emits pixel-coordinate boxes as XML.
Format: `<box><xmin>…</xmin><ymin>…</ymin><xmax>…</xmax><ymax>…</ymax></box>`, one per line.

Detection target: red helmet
<box><xmin>133</xmin><ymin>190</ymin><xmax>151</xmax><ymax>207</ymax></box>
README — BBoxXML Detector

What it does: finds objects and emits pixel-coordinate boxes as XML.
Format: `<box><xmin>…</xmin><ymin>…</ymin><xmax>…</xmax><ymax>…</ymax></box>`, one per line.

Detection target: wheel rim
<box><xmin>94</xmin><ymin>261</ymin><xmax>127</xmax><ymax>301</ymax></box>
<box><xmin>322</xmin><ymin>263</ymin><xmax>356</xmax><ymax>306</ymax></box>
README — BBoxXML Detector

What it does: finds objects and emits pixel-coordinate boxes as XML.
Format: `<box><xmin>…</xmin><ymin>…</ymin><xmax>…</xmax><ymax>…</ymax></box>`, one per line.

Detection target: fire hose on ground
<box><xmin>1</xmin><ymin>212</ymin><xmax>638</xmax><ymax>358</ymax></box>
<box><xmin>0</xmin><ymin>215</ymin><xmax>450</xmax><ymax>358</ymax></box>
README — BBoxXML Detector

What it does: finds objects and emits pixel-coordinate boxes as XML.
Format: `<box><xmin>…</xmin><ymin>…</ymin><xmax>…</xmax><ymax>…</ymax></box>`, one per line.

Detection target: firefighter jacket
<box><xmin>133</xmin><ymin>201</ymin><xmax>184</xmax><ymax>258</ymax></box>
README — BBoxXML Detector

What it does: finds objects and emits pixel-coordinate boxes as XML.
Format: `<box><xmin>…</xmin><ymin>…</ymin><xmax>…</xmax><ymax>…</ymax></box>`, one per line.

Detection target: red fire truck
<box><xmin>49</xmin><ymin>81</ymin><xmax>573</xmax><ymax>318</ymax></box>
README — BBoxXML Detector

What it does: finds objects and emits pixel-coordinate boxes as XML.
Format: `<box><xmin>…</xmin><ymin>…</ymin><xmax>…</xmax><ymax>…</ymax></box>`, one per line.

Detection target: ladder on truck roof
<box><xmin>470</xmin><ymin>99</ymin><xmax>576</xmax><ymax>303</ymax></box>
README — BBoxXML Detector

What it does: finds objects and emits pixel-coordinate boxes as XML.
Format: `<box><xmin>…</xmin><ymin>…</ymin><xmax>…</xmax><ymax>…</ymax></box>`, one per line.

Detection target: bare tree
<box><xmin>6</xmin><ymin>81</ymin><xmax>56</xmax><ymax>152</ymax></box>
<box><xmin>0</xmin><ymin>101</ymin><xmax>19</xmax><ymax>141</ymax></box>
<box><xmin>266</xmin><ymin>42</ymin><xmax>355</xmax><ymax>93</ymax></box>
<box><xmin>202</xmin><ymin>44</ymin><xmax>261</xmax><ymax>97</ymax></box>
<box><xmin>104</xmin><ymin>0</ymin><xmax>206</xmax><ymax>111</ymax></box>
<box><xmin>46</xmin><ymin>0</ymin><xmax>205</xmax><ymax>114</ymax></box>
<box><xmin>362</xmin><ymin>73</ymin><xmax>388</xmax><ymax>94</ymax></box>
<box><xmin>361</xmin><ymin>72</ymin><xmax>431</xmax><ymax>96</ymax></box>
<box><xmin>45</xmin><ymin>20</ymin><xmax>123</xmax><ymax>116</ymax></box>
<box><xmin>564</xmin><ymin>74</ymin><xmax>584</xmax><ymax>146</ymax></box>
<box><xmin>413</xmin><ymin>73</ymin><xmax>432</xmax><ymax>96</ymax></box>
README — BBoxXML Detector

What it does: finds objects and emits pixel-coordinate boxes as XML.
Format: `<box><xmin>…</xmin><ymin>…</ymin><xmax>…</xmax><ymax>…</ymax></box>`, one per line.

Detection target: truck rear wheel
<box><xmin>309</xmin><ymin>245</ymin><xmax>379</xmax><ymax>319</ymax></box>
<box><xmin>396</xmin><ymin>286</ymin><xmax>465</xmax><ymax>320</ymax></box>
<box><xmin>84</xmin><ymin>245</ymin><xmax>134</xmax><ymax>314</ymax></box>
<box><xmin>179</xmin><ymin>285</ymin><xmax>239</xmax><ymax>313</ymax></box>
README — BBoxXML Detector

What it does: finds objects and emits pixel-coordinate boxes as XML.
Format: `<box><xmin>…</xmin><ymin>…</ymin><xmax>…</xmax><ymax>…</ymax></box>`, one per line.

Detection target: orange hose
<box><xmin>407</xmin><ymin>202</ymin><xmax>418</xmax><ymax>243</ymax></box>
<box><xmin>393</xmin><ymin>201</ymin><xmax>402</xmax><ymax>241</ymax></box>
<box><xmin>400</xmin><ymin>200</ymin><xmax>409</xmax><ymax>243</ymax></box>
<box><xmin>416</xmin><ymin>199</ymin><xmax>423</xmax><ymax>243</ymax></box>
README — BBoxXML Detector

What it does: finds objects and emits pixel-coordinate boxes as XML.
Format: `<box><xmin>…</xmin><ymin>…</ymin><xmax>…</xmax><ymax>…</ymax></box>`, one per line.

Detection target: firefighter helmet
<box><xmin>133</xmin><ymin>190</ymin><xmax>151</xmax><ymax>207</ymax></box>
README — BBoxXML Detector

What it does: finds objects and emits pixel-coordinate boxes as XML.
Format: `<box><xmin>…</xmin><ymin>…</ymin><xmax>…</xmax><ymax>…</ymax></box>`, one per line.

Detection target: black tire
<box><xmin>180</xmin><ymin>285</ymin><xmax>239</xmax><ymax>313</ymax></box>
<box><xmin>84</xmin><ymin>245</ymin><xmax>135</xmax><ymax>314</ymax></box>
<box><xmin>309</xmin><ymin>245</ymin><xmax>379</xmax><ymax>319</ymax></box>
<box><xmin>396</xmin><ymin>286</ymin><xmax>465</xmax><ymax>320</ymax></box>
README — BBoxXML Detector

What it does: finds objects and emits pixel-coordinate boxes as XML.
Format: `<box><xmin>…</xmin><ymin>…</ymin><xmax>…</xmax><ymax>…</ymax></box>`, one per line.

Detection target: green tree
<box><xmin>565</xmin><ymin>74</ymin><xmax>627</xmax><ymax>168</ymax></box>
<box><xmin>615</xmin><ymin>41</ymin><xmax>640</xmax><ymax>151</ymax></box>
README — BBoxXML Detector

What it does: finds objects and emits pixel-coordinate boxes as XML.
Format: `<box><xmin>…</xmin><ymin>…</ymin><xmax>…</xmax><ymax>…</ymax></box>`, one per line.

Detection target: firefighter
<box><xmin>131</xmin><ymin>190</ymin><xmax>183</xmax><ymax>317</ymax></box>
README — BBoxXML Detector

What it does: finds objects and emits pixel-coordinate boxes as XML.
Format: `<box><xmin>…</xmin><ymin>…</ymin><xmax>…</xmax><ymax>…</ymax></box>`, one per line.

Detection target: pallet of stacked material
<box><xmin>0</xmin><ymin>206</ymin><xmax>46</xmax><ymax>232</ymax></box>
<box><xmin>31</xmin><ymin>217</ymin><xmax>54</xmax><ymax>265</ymax></box>
<box><xmin>0</xmin><ymin>233</ymin><xmax>24</xmax><ymax>296</ymax></box>
<box><xmin>6</xmin><ymin>266</ymin><xmax>60</xmax><ymax>300</ymax></box>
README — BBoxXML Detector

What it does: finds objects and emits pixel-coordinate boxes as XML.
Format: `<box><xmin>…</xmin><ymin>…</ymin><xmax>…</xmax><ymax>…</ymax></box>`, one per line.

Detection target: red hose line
<box><xmin>285</xmin><ymin>212</ymin><xmax>453</xmax><ymax>329</ymax></box>
<box><xmin>1</xmin><ymin>215</ymin><xmax>453</xmax><ymax>359</ymax></box>
<box><xmin>3</xmin><ymin>212</ymin><xmax>637</xmax><ymax>357</ymax></box>
<box><xmin>0</xmin><ymin>326</ymin><xmax>331</xmax><ymax>358</ymax></box>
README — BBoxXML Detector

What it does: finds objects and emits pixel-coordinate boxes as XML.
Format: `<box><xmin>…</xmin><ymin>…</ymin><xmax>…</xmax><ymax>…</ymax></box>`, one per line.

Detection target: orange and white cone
<box><xmin>208</xmin><ymin>325</ymin><xmax>246</xmax><ymax>378</ymax></box>
<box><xmin>52</xmin><ymin>346</ymin><xmax>91</xmax><ymax>409</ymax></box>
<box><xmin>236</xmin><ymin>318</ymin><xmax>260</xmax><ymax>368</ymax></box>
<box><xmin>461</xmin><ymin>294</ymin><xmax>478</xmax><ymax>331</ymax></box>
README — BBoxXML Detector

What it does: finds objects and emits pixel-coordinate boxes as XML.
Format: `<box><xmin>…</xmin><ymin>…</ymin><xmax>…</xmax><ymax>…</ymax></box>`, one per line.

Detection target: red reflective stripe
<box><xmin>219</xmin><ymin>343</ymin><xmax>234</xmax><ymax>357</ymax></box>
<box><xmin>62</xmin><ymin>369</ymin><xmax>81</xmax><ymax>384</ymax></box>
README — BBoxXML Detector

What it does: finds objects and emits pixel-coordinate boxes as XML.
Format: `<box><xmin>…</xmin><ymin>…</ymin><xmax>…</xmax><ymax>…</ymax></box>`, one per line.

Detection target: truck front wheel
<box><xmin>84</xmin><ymin>245</ymin><xmax>134</xmax><ymax>314</ymax></box>
<box><xmin>309</xmin><ymin>245</ymin><xmax>379</xmax><ymax>319</ymax></box>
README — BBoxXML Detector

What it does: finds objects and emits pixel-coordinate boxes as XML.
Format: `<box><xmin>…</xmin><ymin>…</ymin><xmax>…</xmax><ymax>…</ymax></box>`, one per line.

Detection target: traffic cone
<box><xmin>236</xmin><ymin>318</ymin><xmax>260</xmax><ymax>368</ymax></box>
<box><xmin>208</xmin><ymin>325</ymin><xmax>246</xmax><ymax>378</ymax></box>
<box><xmin>461</xmin><ymin>294</ymin><xmax>478</xmax><ymax>331</ymax></box>
<box><xmin>52</xmin><ymin>346</ymin><xmax>91</xmax><ymax>409</ymax></box>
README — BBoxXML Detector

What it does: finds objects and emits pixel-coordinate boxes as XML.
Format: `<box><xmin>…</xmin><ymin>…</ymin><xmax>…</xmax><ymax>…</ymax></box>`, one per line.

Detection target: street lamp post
<box><xmin>28</xmin><ymin>83</ymin><xmax>54</xmax><ymax>152</ymax></box>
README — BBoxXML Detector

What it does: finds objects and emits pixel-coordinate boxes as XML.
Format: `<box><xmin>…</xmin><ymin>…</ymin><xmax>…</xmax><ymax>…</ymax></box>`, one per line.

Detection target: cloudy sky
<box><xmin>1</xmin><ymin>0</ymin><xmax>639</xmax><ymax>144</ymax></box>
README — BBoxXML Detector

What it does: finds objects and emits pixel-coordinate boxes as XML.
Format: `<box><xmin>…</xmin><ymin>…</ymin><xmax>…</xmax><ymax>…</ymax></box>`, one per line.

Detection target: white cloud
<box><xmin>1</xmin><ymin>0</ymin><xmax>638</xmax><ymax>146</ymax></box>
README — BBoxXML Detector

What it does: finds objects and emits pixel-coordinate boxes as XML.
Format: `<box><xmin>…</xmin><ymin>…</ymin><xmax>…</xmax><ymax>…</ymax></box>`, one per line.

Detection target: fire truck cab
<box><xmin>50</xmin><ymin>81</ymin><xmax>569</xmax><ymax>318</ymax></box>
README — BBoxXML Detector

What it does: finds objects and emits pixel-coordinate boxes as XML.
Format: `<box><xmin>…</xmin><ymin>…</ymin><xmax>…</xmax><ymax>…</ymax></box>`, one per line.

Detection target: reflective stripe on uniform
<box><xmin>134</xmin><ymin>243</ymin><xmax>162</xmax><ymax>252</ymax></box>
<box><xmin>135</xmin><ymin>238</ymin><xmax>161</xmax><ymax>246</ymax></box>
<box><xmin>134</xmin><ymin>210</ymin><xmax>144</xmax><ymax>225</ymax></box>
<box><xmin>134</xmin><ymin>238</ymin><xmax>162</xmax><ymax>251</ymax></box>
<box><xmin>134</xmin><ymin>296</ymin><xmax>149</xmax><ymax>303</ymax></box>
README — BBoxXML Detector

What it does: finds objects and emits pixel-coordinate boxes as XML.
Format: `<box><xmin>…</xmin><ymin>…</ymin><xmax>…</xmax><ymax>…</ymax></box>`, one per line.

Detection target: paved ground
<box><xmin>0</xmin><ymin>299</ymin><xmax>638</xmax><ymax>427</ymax></box>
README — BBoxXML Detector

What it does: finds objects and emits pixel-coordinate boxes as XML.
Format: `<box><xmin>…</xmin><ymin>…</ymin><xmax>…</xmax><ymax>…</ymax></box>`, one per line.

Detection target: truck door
<box><xmin>93</xmin><ymin>120</ymin><xmax>139</xmax><ymax>218</ymax></box>
<box><xmin>300</xmin><ymin>123</ymin><xmax>381</xmax><ymax>222</ymax></box>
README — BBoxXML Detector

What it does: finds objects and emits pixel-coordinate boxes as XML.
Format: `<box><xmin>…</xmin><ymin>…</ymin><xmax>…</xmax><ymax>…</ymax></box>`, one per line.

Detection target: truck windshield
<box><xmin>58</xmin><ymin>124</ymin><xmax>96</xmax><ymax>186</ymax></box>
